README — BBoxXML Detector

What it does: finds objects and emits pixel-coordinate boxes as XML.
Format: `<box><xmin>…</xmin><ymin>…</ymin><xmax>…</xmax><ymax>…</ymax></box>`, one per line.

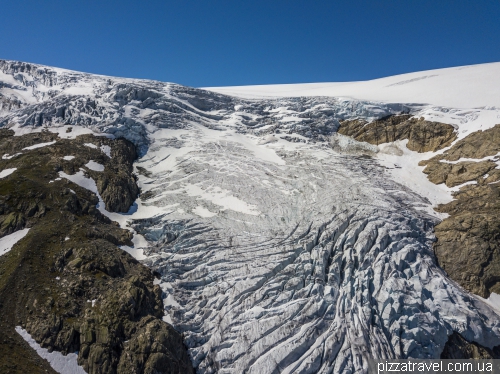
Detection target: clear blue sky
<box><xmin>1</xmin><ymin>1</ymin><xmax>499</xmax><ymax>87</ymax></box>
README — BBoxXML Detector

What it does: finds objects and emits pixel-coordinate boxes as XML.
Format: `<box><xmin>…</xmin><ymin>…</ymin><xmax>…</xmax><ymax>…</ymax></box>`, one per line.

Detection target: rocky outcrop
<box><xmin>441</xmin><ymin>332</ymin><xmax>500</xmax><ymax>359</ymax></box>
<box><xmin>434</xmin><ymin>184</ymin><xmax>500</xmax><ymax>297</ymax></box>
<box><xmin>420</xmin><ymin>124</ymin><xmax>500</xmax><ymax>187</ymax></box>
<box><xmin>418</xmin><ymin>124</ymin><xmax>500</xmax><ymax>298</ymax></box>
<box><xmin>338</xmin><ymin>114</ymin><xmax>457</xmax><ymax>152</ymax></box>
<box><xmin>88</xmin><ymin>136</ymin><xmax>139</xmax><ymax>213</ymax></box>
<box><xmin>422</xmin><ymin>160</ymin><xmax>498</xmax><ymax>187</ymax></box>
<box><xmin>0</xmin><ymin>132</ymin><xmax>193</xmax><ymax>373</ymax></box>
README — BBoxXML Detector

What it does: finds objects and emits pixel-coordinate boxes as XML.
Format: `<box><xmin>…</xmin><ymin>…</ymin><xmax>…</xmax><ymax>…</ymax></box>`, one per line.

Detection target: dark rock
<box><xmin>0</xmin><ymin>131</ymin><xmax>193</xmax><ymax>373</ymax></box>
<box><xmin>441</xmin><ymin>332</ymin><xmax>500</xmax><ymax>359</ymax></box>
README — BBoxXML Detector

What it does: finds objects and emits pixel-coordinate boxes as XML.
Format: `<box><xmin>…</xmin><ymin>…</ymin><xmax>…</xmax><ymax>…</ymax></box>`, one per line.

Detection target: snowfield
<box><xmin>1</xmin><ymin>59</ymin><xmax>500</xmax><ymax>373</ymax></box>
<box><xmin>203</xmin><ymin>62</ymin><xmax>500</xmax><ymax>108</ymax></box>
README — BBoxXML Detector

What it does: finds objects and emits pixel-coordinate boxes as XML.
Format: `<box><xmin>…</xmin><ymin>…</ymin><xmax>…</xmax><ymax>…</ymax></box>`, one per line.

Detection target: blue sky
<box><xmin>1</xmin><ymin>1</ymin><xmax>499</xmax><ymax>87</ymax></box>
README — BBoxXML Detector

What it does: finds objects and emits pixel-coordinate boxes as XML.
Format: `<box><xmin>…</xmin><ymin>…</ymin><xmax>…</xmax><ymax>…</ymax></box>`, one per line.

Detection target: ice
<box><xmin>22</xmin><ymin>141</ymin><xmax>56</xmax><ymax>150</ymax></box>
<box><xmin>84</xmin><ymin>160</ymin><xmax>105</xmax><ymax>172</ymax></box>
<box><xmin>0</xmin><ymin>167</ymin><xmax>17</xmax><ymax>179</ymax></box>
<box><xmin>15</xmin><ymin>326</ymin><xmax>87</xmax><ymax>374</ymax></box>
<box><xmin>0</xmin><ymin>228</ymin><xmax>30</xmax><ymax>256</ymax></box>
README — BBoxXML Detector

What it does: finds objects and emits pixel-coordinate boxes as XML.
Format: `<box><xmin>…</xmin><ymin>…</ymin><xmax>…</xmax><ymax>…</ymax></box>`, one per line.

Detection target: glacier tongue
<box><xmin>2</xmin><ymin>60</ymin><xmax>500</xmax><ymax>373</ymax></box>
<box><xmin>133</xmin><ymin>130</ymin><xmax>500</xmax><ymax>373</ymax></box>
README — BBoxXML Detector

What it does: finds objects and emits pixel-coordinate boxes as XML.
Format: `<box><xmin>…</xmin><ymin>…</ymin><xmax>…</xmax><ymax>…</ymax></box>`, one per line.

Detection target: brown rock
<box><xmin>434</xmin><ymin>184</ymin><xmax>500</xmax><ymax>297</ymax></box>
<box><xmin>338</xmin><ymin>114</ymin><xmax>457</xmax><ymax>152</ymax></box>
<box><xmin>422</xmin><ymin>160</ymin><xmax>498</xmax><ymax>187</ymax></box>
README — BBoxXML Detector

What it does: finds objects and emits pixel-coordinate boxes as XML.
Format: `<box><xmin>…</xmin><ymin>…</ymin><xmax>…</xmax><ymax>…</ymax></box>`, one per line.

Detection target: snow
<box><xmin>2</xmin><ymin>153</ymin><xmax>22</xmax><ymax>159</ymax></box>
<box><xmin>50</xmin><ymin>125</ymin><xmax>103</xmax><ymax>140</ymax></box>
<box><xmin>376</xmin><ymin>140</ymin><xmax>452</xmax><ymax>219</ymax></box>
<box><xmin>120</xmin><ymin>233</ymin><xmax>148</xmax><ymax>260</ymax></box>
<box><xmin>204</xmin><ymin>62</ymin><xmax>500</xmax><ymax>108</ymax></box>
<box><xmin>0</xmin><ymin>168</ymin><xmax>17</xmax><ymax>179</ymax></box>
<box><xmin>63</xmin><ymin>155</ymin><xmax>75</xmax><ymax>161</ymax></box>
<box><xmin>440</xmin><ymin>152</ymin><xmax>500</xmax><ymax>164</ymax></box>
<box><xmin>59</xmin><ymin>170</ymin><xmax>98</xmax><ymax>194</ymax></box>
<box><xmin>15</xmin><ymin>326</ymin><xmax>87</xmax><ymax>374</ymax></box>
<box><xmin>100</xmin><ymin>145</ymin><xmax>112</xmax><ymax>158</ymax></box>
<box><xmin>85</xmin><ymin>160</ymin><xmax>105</xmax><ymax>172</ymax></box>
<box><xmin>83</xmin><ymin>143</ymin><xmax>98</xmax><ymax>149</ymax></box>
<box><xmin>0</xmin><ymin>228</ymin><xmax>30</xmax><ymax>256</ymax></box>
<box><xmin>192</xmin><ymin>206</ymin><xmax>217</xmax><ymax>218</ymax></box>
<box><xmin>184</xmin><ymin>184</ymin><xmax>261</xmax><ymax>216</ymax></box>
<box><xmin>22</xmin><ymin>141</ymin><xmax>56</xmax><ymax>150</ymax></box>
<box><xmin>58</xmin><ymin>169</ymin><xmax>153</xmax><ymax>261</ymax></box>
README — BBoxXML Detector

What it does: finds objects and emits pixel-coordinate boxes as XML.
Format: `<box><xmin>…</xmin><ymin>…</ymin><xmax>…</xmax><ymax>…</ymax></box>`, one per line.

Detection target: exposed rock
<box><xmin>439</xmin><ymin>124</ymin><xmax>500</xmax><ymax>161</ymax></box>
<box><xmin>441</xmin><ymin>332</ymin><xmax>500</xmax><ymax>359</ymax></box>
<box><xmin>434</xmin><ymin>184</ymin><xmax>500</xmax><ymax>297</ymax></box>
<box><xmin>118</xmin><ymin>319</ymin><xmax>193</xmax><ymax>374</ymax></box>
<box><xmin>0</xmin><ymin>131</ymin><xmax>193</xmax><ymax>373</ymax></box>
<box><xmin>338</xmin><ymin>114</ymin><xmax>457</xmax><ymax>152</ymax></box>
<box><xmin>419</xmin><ymin>124</ymin><xmax>500</xmax><ymax>187</ymax></box>
<box><xmin>414</xmin><ymin>124</ymin><xmax>500</xmax><ymax>298</ymax></box>
<box><xmin>422</xmin><ymin>160</ymin><xmax>498</xmax><ymax>187</ymax></box>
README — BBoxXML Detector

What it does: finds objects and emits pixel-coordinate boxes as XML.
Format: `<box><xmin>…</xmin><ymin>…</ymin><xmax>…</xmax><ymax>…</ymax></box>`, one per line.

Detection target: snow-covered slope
<box><xmin>1</xmin><ymin>59</ymin><xmax>500</xmax><ymax>373</ymax></box>
<box><xmin>204</xmin><ymin>62</ymin><xmax>500</xmax><ymax>108</ymax></box>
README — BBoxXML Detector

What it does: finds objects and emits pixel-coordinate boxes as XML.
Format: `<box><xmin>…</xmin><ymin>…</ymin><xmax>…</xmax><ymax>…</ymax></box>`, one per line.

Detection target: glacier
<box><xmin>1</xmin><ymin>59</ymin><xmax>500</xmax><ymax>373</ymax></box>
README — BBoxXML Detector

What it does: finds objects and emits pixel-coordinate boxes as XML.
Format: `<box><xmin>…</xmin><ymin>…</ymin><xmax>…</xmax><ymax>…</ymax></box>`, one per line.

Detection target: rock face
<box><xmin>0</xmin><ymin>132</ymin><xmax>193</xmax><ymax>374</ymax></box>
<box><xmin>416</xmin><ymin>125</ymin><xmax>500</xmax><ymax>298</ymax></box>
<box><xmin>338</xmin><ymin>114</ymin><xmax>457</xmax><ymax>152</ymax></box>
<box><xmin>422</xmin><ymin>160</ymin><xmax>498</xmax><ymax>187</ymax></box>
<box><xmin>420</xmin><ymin>124</ymin><xmax>500</xmax><ymax>187</ymax></box>
<box><xmin>434</xmin><ymin>184</ymin><xmax>500</xmax><ymax>298</ymax></box>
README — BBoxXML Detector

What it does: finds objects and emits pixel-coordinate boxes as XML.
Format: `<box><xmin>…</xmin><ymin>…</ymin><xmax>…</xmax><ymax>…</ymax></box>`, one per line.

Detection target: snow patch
<box><xmin>63</xmin><ymin>155</ymin><xmax>75</xmax><ymax>161</ymax></box>
<box><xmin>15</xmin><ymin>326</ymin><xmax>87</xmax><ymax>374</ymax></box>
<box><xmin>0</xmin><ymin>168</ymin><xmax>17</xmax><ymax>179</ymax></box>
<box><xmin>85</xmin><ymin>160</ymin><xmax>105</xmax><ymax>172</ymax></box>
<box><xmin>376</xmin><ymin>140</ymin><xmax>453</xmax><ymax>219</ymax></box>
<box><xmin>0</xmin><ymin>228</ymin><xmax>30</xmax><ymax>256</ymax></box>
<box><xmin>192</xmin><ymin>206</ymin><xmax>217</xmax><ymax>218</ymax></box>
<box><xmin>22</xmin><ymin>141</ymin><xmax>56</xmax><ymax>150</ymax></box>
<box><xmin>100</xmin><ymin>145</ymin><xmax>112</xmax><ymax>158</ymax></box>
<box><xmin>2</xmin><ymin>153</ymin><xmax>22</xmax><ymax>160</ymax></box>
